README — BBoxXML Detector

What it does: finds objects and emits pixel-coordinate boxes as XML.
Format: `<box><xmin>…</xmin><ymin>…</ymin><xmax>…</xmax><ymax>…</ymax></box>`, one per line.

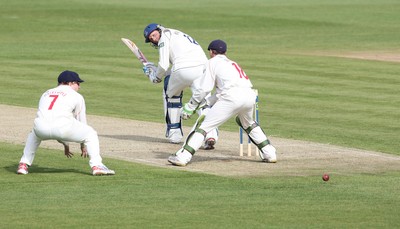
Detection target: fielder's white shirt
<box><xmin>36</xmin><ymin>85</ymin><xmax>87</xmax><ymax>124</ymax></box>
<box><xmin>156</xmin><ymin>28</ymin><xmax>207</xmax><ymax>79</ymax></box>
<box><xmin>192</xmin><ymin>54</ymin><xmax>253</xmax><ymax>104</ymax></box>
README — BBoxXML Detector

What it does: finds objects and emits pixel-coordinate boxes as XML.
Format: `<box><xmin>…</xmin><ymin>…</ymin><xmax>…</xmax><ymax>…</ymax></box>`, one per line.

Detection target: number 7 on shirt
<box><xmin>48</xmin><ymin>95</ymin><xmax>59</xmax><ymax>110</ymax></box>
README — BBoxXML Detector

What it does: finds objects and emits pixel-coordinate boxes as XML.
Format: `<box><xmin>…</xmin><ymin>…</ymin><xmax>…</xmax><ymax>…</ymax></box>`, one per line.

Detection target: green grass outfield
<box><xmin>1</xmin><ymin>0</ymin><xmax>400</xmax><ymax>228</ymax></box>
<box><xmin>1</xmin><ymin>144</ymin><xmax>400</xmax><ymax>228</ymax></box>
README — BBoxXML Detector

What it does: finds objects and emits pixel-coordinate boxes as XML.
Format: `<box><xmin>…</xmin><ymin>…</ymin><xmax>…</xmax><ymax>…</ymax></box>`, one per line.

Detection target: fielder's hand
<box><xmin>63</xmin><ymin>145</ymin><xmax>73</xmax><ymax>158</ymax></box>
<box><xmin>80</xmin><ymin>143</ymin><xmax>88</xmax><ymax>158</ymax></box>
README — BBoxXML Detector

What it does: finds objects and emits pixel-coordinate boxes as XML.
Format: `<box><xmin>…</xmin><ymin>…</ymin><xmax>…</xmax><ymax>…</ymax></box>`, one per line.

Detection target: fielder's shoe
<box><xmin>259</xmin><ymin>144</ymin><xmax>277</xmax><ymax>163</ymax></box>
<box><xmin>168</xmin><ymin>150</ymin><xmax>192</xmax><ymax>166</ymax></box>
<box><xmin>92</xmin><ymin>165</ymin><xmax>115</xmax><ymax>176</ymax></box>
<box><xmin>203</xmin><ymin>138</ymin><xmax>216</xmax><ymax>150</ymax></box>
<box><xmin>17</xmin><ymin>163</ymin><xmax>29</xmax><ymax>175</ymax></box>
<box><xmin>167</xmin><ymin>129</ymin><xmax>183</xmax><ymax>144</ymax></box>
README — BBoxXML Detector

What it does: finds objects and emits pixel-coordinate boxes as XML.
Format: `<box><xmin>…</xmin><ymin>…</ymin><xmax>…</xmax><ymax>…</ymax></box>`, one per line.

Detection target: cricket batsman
<box><xmin>142</xmin><ymin>23</ymin><xmax>218</xmax><ymax>148</ymax></box>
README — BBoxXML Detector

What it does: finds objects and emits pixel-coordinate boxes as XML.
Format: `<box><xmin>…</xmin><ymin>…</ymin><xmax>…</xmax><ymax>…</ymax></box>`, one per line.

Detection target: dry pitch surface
<box><xmin>2</xmin><ymin>104</ymin><xmax>400</xmax><ymax>177</ymax></box>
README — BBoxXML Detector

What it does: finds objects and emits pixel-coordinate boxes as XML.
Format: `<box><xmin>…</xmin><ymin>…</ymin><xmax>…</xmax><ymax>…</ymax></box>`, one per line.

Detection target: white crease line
<box><xmin>278</xmin><ymin>143</ymin><xmax>400</xmax><ymax>160</ymax></box>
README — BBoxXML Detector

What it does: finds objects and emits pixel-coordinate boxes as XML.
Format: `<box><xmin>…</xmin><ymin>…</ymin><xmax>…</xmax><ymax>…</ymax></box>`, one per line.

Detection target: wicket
<box><xmin>239</xmin><ymin>89</ymin><xmax>259</xmax><ymax>157</ymax></box>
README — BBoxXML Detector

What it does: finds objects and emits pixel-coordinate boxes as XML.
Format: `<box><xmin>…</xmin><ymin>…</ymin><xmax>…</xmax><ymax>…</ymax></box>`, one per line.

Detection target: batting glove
<box><xmin>142</xmin><ymin>62</ymin><xmax>155</xmax><ymax>76</ymax></box>
<box><xmin>143</xmin><ymin>63</ymin><xmax>161</xmax><ymax>83</ymax></box>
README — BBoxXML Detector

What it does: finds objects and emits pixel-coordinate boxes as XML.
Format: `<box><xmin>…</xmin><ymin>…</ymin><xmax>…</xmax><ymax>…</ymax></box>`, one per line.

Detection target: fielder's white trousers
<box><xmin>19</xmin><ymin>118</ymin><xmax>103</xmax><ymax>168</ymax></box>
<box><xmin>186</xmin><ymin>88</ymin><xmax>268</xmax><ymax>152</ymax></box>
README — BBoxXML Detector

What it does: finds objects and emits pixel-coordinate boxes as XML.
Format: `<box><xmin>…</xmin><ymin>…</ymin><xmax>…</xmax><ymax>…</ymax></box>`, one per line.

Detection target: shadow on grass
<box><xmin>5</xmin><ymin>164</ymin><xmax>89</xmax><ymax>175</ymax></box>
<box><xmin>153</xmin><ymin>150</ymin><xmax>262</xmax><ymax>164</ymax></box>
<box><xmin>100</xmin><ymin>134</ymin><xmax>166</xmax><ymax>143</ymax></box>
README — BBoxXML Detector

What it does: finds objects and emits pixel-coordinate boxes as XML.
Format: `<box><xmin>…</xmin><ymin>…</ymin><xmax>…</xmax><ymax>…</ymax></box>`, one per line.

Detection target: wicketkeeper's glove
<box><xmin>181</xmin><ymin>98</ymin><xmax>207</xmax><ymax>120</ymax></box>
<box><xmin>181</xmin><ymin>102</ymin><xmax>197</xmax><ymax>120</ymax></box>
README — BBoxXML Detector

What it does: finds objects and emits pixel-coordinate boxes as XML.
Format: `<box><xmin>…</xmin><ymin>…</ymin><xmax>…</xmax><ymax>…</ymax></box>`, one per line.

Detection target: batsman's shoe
<box><xmin>168</xmin><ymin>129</ymin><xmax>183</xmax><ymax>144</ymax></box>
<box><xmin>203</xmin><ymin>138</ymin><xmax>216</xmax><ymax>150</ymax></box>
<box><xmin>168</xmin><ymin>150</ymin><xmax>192</xmax><ymax>166</ymax></box>
<box><xmin>260</xmin><ymin>144</ymin><xmax>277</xmax><ymax>163</ymax></box>
<box><xmin>92</xmin><ymin>165</ymin><xmax>115</xmax><ymax>176</ymax></box>
<box><xmin>17</xmin><ymin>163</ymin><xmax>29</xmax><ymax>175</ymax></box>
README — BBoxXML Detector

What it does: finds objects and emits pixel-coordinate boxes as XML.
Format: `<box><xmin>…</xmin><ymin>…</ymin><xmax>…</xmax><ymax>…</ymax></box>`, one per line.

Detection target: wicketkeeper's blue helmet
<box><xmin>144</xmin><ymin>23</ymin><xmax>160</xmax><ymax>43</ymax></box>
<box><xmin>208</xmin><ymin>39</ymin><xmax>227</xmax><ymax>54</ymax></box>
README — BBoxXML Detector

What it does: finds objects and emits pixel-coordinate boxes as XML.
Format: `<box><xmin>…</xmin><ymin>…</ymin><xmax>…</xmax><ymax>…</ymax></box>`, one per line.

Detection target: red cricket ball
<box><xmin>322</xmin><ymin>174</ymin><xmax>330</xmax><ymax>181</ymax></box>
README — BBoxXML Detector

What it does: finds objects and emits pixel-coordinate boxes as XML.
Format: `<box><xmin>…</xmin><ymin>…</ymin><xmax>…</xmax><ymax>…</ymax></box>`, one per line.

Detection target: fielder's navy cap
<box><xmin>207</xmin><ymin>39</ymin><xmax>227</xmax><ymax>53</ymax></box>
<box><xmin>57</xmin><ymin>70</ymin><xmax>84</xmax><ymax>83</ymax></box>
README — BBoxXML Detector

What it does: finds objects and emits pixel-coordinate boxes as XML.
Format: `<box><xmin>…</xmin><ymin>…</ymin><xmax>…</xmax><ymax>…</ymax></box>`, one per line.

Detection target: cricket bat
<box><xmin>121</xmin><ymin>38</ymin><xmax>148</xmax><ymax>66</ymax></box>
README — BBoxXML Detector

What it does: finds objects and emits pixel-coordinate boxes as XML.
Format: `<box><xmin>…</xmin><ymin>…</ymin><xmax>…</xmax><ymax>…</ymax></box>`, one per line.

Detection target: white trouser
<box><xmin>166</xmin><ymin>65</ymin><xmax>205</xmax><ymax>98</ymax></box>
<box><xmin>20</xmin><ymin>118</ymin><xmax>103</xmax><ymax>168</ymax></box>
<box><xmin>163</xmin><ymin>64</ymin><xmax>208</xmax><ymax>142</ymax></box>
<box><xmin>195</xmin><ymin>107</ymin><xmax>219</xmax><ymax>142</ymax></box>
<box><xmin>201</xmin><ymin>88</ymin><xmax>256</xmax><ymax>133</ymax></box>
<box><xmin>186</xmin><ymin>88</ymin><xmax>268</xmax><ymax>153</ymax></box>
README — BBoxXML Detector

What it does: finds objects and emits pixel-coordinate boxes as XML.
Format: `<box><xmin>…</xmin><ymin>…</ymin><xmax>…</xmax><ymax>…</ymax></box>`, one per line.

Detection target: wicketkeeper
<box><xmin>168</xmin><ymin>40</ymin><xmax>277</xmax><ymax>166</ymax></box>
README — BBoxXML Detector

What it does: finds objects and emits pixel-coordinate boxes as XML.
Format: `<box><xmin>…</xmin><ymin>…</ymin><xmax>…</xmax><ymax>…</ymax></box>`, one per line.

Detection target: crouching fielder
<box><xmin>17</xmin><ymin>70</ymin><xmax>115</xmax><ymax>176</ymax></box>
<box><xmin>168</xmin><ymin>40</ymin><xmax>277</xmax><ymax>166</ymax></box>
